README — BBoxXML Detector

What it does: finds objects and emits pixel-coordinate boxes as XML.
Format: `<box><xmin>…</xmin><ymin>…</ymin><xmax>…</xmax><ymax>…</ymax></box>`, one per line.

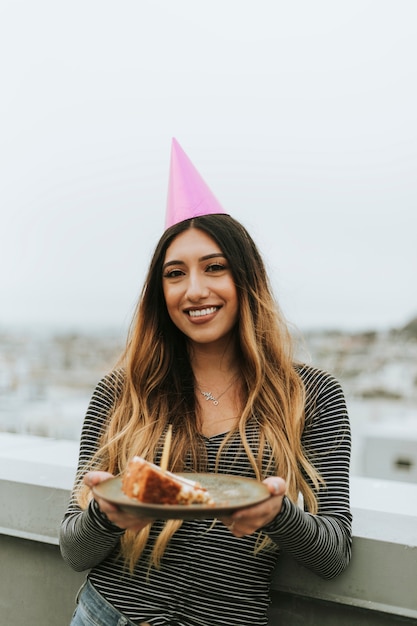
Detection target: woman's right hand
<box><xmin>84</xmin><ymin>471</ymin><xmax>154</xmax><ymax>532</ymax></box>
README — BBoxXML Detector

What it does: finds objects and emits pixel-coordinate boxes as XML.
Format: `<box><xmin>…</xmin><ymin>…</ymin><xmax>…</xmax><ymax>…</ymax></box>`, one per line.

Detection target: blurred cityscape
<box><xmin>1</xmin><ymin>317</ymin><xmax>417</xmax><ymax>480</ymax></box>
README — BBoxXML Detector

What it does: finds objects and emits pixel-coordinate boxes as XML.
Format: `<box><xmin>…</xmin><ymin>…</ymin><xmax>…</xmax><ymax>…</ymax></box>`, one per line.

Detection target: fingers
<box><xmin>99</xmin><ymin>492</ymin><xmax>153</xmax><ymax>529</ymax></box>
<box><xmin>97</xmin><ymin>498</ymin><xmax>120</xmax><ymax>517</ymax></box>
<box><xmin>263</xmin><ymin>476</ymin><xmax>286</xmax><ymax>497</ymax></box>
<box><xmin>97</xmin><ymin>495</ymin><xmax>153</xmax><ymax>532</ymax></box>
<box><xmin>220</xmin><ymin>516</ymin><xmax>236</xmax><ymax>532</ymax></box>
<box><xmin>83</xmin><ymin>471</ymin><xmax>114</xmax><ymax>488</ymax></box>
<box><xmin>83</xmin><ymin>471</ymin><xmax>154</xmax><ymax>532</ymax></box>
<box><xmin>222</xmin><ymin>476</ymin><xmax>287</xmax><ymax>537</ymax></box>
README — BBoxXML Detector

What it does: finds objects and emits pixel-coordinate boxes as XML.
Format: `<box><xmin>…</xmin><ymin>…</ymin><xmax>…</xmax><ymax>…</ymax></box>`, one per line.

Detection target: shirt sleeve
<box><xmin>262</xmin><ymin>366</ymin><xmax>352</xmax><ymax>579</ymax></box>
<box><xmin>59</xmin><ymin>372</ymin><xmax>125</xmax><ymax>572</ymax></box>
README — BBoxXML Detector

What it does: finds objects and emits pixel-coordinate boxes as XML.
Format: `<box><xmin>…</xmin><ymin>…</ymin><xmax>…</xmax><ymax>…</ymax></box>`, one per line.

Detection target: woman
<box><xmin>60</xmin><ymin>142</ymin><xmax>352</xmax><ymax>626</ymax></box>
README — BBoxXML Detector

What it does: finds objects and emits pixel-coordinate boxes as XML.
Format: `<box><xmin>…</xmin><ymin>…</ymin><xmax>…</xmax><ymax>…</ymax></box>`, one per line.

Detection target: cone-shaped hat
<box><xmin>165</xmin><ymin>138</ymin><xmax>226</xmax><ymax>229</ymax></box>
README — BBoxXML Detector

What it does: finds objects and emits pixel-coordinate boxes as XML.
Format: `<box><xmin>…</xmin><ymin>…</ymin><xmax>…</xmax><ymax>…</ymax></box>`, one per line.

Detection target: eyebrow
<box><xmin>162</xmin><ymin>252</ymin><xmax>227</xmax><ymax>271</ymax></box>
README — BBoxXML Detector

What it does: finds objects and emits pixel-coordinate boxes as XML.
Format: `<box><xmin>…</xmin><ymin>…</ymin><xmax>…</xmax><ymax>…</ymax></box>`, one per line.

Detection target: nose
<box><xmin>185</xmin><ymin>271</ymin><xmax>209</xmax><ymax>301</ymax></box>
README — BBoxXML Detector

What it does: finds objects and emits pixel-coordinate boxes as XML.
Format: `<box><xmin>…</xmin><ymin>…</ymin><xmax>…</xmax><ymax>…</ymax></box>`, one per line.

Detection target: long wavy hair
<box><xmin>77</xmin><ymin>214</ymin><xmax>321</xmax><ymax>572</ymax></box>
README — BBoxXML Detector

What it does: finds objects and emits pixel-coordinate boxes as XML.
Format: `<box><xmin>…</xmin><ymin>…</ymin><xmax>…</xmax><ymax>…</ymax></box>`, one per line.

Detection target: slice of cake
<box><xmin>122</xmin><ymin>456</ymin><xmax>213</xmax><ymax>505</ymax></box>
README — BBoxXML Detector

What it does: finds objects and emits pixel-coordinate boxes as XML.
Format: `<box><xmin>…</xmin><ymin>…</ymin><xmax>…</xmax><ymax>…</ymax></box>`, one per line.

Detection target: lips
<box><xmin>187</xmin><ymin>306</ymin><xmax>219</xmax><ymax>318</ymax></box>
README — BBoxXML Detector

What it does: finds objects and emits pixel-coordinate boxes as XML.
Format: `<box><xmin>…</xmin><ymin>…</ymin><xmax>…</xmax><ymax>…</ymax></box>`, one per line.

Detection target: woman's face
<box><xmin>162</xmin><ymin>228</ymin><xmax>239</xmax><ymax>348</ymax></box>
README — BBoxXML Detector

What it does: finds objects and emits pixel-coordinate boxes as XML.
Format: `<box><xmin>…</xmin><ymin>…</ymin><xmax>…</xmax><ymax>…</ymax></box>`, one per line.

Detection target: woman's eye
<box><xmin>163</xmin><ymin>269</ymin><xmax>184</xmax><ymax>278</ymax></box>
<box><xmin>206</xmin><ymin>263</ymin><xmax>226</xmax><ymax>273</ymax></box>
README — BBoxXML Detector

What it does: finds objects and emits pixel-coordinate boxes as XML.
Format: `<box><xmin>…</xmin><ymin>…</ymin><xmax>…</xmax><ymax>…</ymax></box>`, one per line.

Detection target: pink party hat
<box><xmin>165</xmin><ymin>138</ymin><xmax>226</xmax><ymax>229</ymax></box>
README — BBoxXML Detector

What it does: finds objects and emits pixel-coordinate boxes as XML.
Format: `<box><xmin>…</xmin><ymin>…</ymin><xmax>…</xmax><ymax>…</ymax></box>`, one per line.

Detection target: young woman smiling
<box><xmin>60</xmin><ymin>142</ymin><xmax>352</xmax><ymax>626</ymax></box>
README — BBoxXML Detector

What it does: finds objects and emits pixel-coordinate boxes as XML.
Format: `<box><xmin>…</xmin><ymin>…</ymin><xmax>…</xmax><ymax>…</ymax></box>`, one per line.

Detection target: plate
<box><xmin>92</xmin><ymin>473</ymin><xmax>270</xmax><ymax>520</ymax></box>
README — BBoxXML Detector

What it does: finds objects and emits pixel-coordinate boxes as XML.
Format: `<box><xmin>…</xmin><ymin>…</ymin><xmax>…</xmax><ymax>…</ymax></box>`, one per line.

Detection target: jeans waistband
<box><xmin>75</xmin><ymin>579</ymin><xmax>181</xmax><ymax>626</ymax></box>
<box><xmin>75</xmin><ymin>579</ymin><xmax>141</xmax><ymax>626</ymax></box>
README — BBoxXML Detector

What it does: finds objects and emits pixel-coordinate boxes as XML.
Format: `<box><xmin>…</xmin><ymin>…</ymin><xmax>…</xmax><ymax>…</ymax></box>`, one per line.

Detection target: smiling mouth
<box><xmin>187</xmin><ymin>306</ymin><xmax>219</xmax><ymax>318</ymax></box>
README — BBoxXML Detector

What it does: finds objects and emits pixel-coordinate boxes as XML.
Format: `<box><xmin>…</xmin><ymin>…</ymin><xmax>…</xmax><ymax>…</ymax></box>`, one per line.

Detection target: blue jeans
<box><xmin>70</xmin><ymin>579</ymin><xmax>143</xmax><ymax>626</ymax></box>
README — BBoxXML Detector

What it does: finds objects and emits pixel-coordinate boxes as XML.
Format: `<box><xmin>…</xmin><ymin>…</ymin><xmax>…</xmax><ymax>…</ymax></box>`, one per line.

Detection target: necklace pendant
<box><xmin>197</xmin><ymin>374</ymin><xmax>237</xmax><ymax>407</ymax></box>
<box><xmin>200</xmin><ymin>390</ymin><xmax>218</xmax><ymax>404</ymax></box>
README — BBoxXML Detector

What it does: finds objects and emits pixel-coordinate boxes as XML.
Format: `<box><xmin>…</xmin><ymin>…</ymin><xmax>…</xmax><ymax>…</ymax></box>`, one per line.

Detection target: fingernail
<box><xmin>272</xmin><ymin>480</ymin><xmax>280</xmax><ymax>495</ymax></box>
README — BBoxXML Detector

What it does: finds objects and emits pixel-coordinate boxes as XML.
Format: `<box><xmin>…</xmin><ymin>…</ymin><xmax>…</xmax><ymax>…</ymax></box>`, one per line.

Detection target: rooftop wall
<box><xmin>1</xmin><ymin>433</ymin><xmax>417</xmax><ymax>626</ymax></box>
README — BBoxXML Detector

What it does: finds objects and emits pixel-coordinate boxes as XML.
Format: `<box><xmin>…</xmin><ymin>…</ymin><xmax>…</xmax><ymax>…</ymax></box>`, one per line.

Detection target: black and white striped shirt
<box><xmin>60</xmin><ymin>364</ymin><xmax>352</xmax><ymax>626</ymax></box>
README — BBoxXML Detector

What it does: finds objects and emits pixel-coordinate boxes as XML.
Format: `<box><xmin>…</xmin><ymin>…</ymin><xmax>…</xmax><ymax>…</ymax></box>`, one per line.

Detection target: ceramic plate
<box><xmin>92</xmin><ymin>473</ymin><xmax>270</xmax><ymax>520</ymax></box>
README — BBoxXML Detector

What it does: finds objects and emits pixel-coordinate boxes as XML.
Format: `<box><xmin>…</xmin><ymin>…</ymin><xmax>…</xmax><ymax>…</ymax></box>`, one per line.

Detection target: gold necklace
<box><xmin>197</xmin><ymin>375</ymin><xmax>237</xmax><ymax>406</ymax></box>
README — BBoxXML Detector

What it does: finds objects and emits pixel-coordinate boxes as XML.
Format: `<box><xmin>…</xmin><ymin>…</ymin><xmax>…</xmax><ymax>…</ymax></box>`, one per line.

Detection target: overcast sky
<box><xmin>1</xmin><ymin>1</ymin><xmax>416</xmax><ymax>334</ymax></box>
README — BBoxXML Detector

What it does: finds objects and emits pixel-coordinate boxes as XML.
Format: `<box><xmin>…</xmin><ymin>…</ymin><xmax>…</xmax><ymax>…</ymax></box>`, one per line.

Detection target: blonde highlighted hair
<box><xmin>77</xmin><ymin>215</ymin><xmax>321</xmax><ymax>573</ymax></box>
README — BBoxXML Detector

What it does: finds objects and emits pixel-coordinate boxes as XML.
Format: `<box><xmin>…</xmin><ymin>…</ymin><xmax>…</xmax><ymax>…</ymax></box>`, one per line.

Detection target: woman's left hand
<box><xmin>220</xmin><ymin>476</ymin><xmax>286</xmax><ymax>537</ymax></box>
<box><xmin>84</xmin><ymin>471</ymin><xmax>154</xmax><ymax>532</ymax></box>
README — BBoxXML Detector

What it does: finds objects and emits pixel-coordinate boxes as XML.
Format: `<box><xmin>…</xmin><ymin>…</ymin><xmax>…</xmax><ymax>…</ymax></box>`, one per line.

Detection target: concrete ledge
<box><xmin>0</xmin><ymin>432</ymin><xmax>78</xmax><ymax>489</ymax></box>
<box><xmin>272</xmin><ymin>508</ymin><xmax>417</xmax><ymax>620</ymax></box>
<box><xmin>1</xmin><ymin>433</ymin><xmax>417</xmax><ymax>624</ymax></box>
<box><xmin>0</xmin><ymin>479</ymin><xmax>70</xmax><ymax>544</ymax></box>
<box><xmin>272</xmin><ymin>478</ymin><xmax>417</xmax><ymax>621</ymax></box>
<box><xmin>0</xmin><ymin>432</ymin><xmax>78</xmax><ymax>544</ymax></box>
<box><xmin>0</xmin><ymin>534</ymin><xmax>85</xmax><ymax>625</ymax></box>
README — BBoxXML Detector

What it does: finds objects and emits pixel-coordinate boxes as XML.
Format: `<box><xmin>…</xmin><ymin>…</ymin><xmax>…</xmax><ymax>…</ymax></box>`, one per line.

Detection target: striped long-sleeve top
<box><xmin>59</xmin><ymin>364</ymin><xmax>352</xmax><ymax>626</ymax></box>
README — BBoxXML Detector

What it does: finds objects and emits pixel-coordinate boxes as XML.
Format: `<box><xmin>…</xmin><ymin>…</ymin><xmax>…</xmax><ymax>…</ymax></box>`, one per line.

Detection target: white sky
<box><xmin>1</xmin><ymin>0</ymin><xmax>416</xmax><ymax>334</ymax></box>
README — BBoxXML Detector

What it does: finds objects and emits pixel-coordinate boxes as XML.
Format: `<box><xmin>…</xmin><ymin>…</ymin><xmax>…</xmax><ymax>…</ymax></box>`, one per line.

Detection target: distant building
<box><xmin>361</xmin><ymin>419</ymin><xmax>417</xmax><ymax>483</ymax></box>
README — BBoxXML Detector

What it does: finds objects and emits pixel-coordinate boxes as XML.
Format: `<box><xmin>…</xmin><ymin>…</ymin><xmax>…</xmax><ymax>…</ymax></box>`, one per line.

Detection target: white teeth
<box><xmin>188</xmin><ymin>307</ymin><xmax>218</xmax><ymax>318</ymax></box>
